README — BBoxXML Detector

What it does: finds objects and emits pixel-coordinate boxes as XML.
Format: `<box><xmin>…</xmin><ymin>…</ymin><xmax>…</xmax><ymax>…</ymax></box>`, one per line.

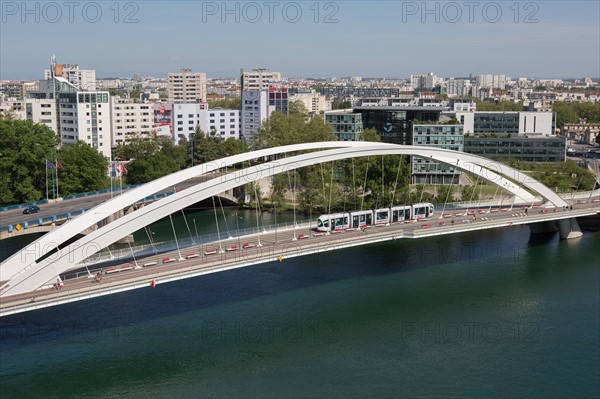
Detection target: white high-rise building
<box><xmin>110</xmin><ymin>97</ymin><xmax>154</xmax><ymax>146</ymax></box>
<box><xmin>240</xmin><ymin>90</ymin><xmax>276</xmax><ymax>142</ymax></box>
<box><xmin>446</xmin><ymin>79</ymin><xmax>471</xmax><ymax>98</ymax></box>
<box><xmin>410</xmin><ymin>73</ymin><xmax>439</xmax><ymax>89</ymax></box>
<box><xmin>44</xmin><ymin>63</ymin><xmax>96</xmax><ymax>91</ymax></box>
<box><xmin>475</xmin><ymin>74</ymin><xmax>508</xmax><ymax>89</ymax></box>
<box><xmin>172</xmin><ymin>103</ymin><xmax>239</xmax><ymax>143</ymax></box>
<box><xmin>167</xmin><ymin>69</ymin><xmax>207</xmax><ymax>103</ymax></box>
<box><xmin>26</xmin><ymin>75</ymin><xmax>112</xmax><ymax>158</ymax></box>
<box><xmin>241</xmin><ymin>68</ymin><xmax>282</xmax><ymax>91</ymax></box>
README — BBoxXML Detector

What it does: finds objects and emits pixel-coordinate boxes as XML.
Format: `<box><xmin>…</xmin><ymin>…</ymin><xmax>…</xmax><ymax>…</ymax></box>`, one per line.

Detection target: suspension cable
<box><xmin>440</xmin><ymin>159</ymin><xmax>459</xmax><ymax>219</ymax></box>
<box><xmin>360</xmin><ymin>156</ymin><xmax>370</xmax><ymax>211</ymax></box>
<box><xmin>389</xmin><ymin>155</ymin><xmax>404</xmax><ymax>208</ymax></box>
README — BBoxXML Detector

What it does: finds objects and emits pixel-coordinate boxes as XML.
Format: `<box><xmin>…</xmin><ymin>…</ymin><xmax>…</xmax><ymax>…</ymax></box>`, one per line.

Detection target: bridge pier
<box><xmin>529</xmin><ymin>221</ymin><xmax>559</xmax><ymax>235</ymax></box>
<box><xmin>558</xmin><ymin>218</ymin><xmax>583</xmax><ymax>240</ymax></box>
<box><xmin>529</xmin><ymin>218</ymin><xmax>583</xmax><ymax>240</ymax></box>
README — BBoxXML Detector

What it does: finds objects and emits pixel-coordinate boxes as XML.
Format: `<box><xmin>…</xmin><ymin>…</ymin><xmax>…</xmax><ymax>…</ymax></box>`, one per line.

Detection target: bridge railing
<box><xmin>66</xmin><ymin>218</ymin><xmax>315</xmax><ymax>273</ymax></box>
<box><xmin>0</xmin><ymin>185</ymin><xmax>145</xmax><ymax>213</ymax></box>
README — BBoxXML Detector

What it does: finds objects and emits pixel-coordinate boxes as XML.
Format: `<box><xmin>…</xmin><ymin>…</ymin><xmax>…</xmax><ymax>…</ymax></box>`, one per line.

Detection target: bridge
<box><xmin>0</xmin><ymin>174</ymin><xmax>237</xmax><ymax>239</ymax></box>
<box><xmin>1</xmin><ymin>142</ymin><xmax>598</xmax><ymax>316</ymax></box>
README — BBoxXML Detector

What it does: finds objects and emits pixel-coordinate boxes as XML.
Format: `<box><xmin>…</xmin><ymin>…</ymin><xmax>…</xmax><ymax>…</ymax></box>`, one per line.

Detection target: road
<box><xmin>0</xmin><ymin>173</ymin><xmax>226</xmax><ymax>229</ymax></box>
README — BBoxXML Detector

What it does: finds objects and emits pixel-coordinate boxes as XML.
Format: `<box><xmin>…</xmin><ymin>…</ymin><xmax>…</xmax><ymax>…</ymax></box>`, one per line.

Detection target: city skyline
<box><xmin>1</xmin><ymin>1</ymin><xmax>599</xmax><ymax>80</ymax></box>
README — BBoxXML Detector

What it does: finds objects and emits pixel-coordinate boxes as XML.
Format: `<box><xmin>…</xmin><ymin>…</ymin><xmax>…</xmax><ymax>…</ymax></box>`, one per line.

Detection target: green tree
<box><xmin>254</xmin><ymin>112</ymin><xmax>335</xmax><ymax>149</ymax></box>
<box><xmin>359</xmin><ymin>128</ymin><xmax>381</xmax><ymax>142</ymax></box>
<box><xmin>332</xmin><ymin>98</ymin><xmax>352</xmax><ymax>110</ymax></box>
<box><xmin>208</xmin><ymin>97</ymin><xmax>241</xmax><ymax>110</ymax></box>
<box><xmin>117</xmin><ymin>135</ymin><xmax>187</xmax><ymax>184</ymax></box>
<box><xmin>460</xmin><ymin>185</ymin><xmax>479</xmax><ymax>202</ymax></box>
<box><xmin>435</xmin><ymin>184</ymin><xmax>456</xmax><ymax>204</ymax></box>
<box><xmin>56</xmin><ymin>141</ymin><xmax>109</xmax><ymax>195</ymax></box>
<box><xmin>288</xmin><ymin>100</ymin><xmax>309</xmax><ymax>116</ymax></box>
<box><xmin>0</xmin><ymin>117</ymin><xmax>59</xmax><ymax>204</ymax></box>
<box><xmin>473</xmin><ymin>99</ymin><xmax>524</xmax><ymax>112</ymax></box>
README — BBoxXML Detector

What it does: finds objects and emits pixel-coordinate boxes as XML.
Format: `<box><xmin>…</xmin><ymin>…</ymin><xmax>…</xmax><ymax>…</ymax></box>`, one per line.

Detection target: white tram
<box><xmin>316</xmin><ymin>203</ymin><xmax>435</xmax><ymax>232</ymax></box>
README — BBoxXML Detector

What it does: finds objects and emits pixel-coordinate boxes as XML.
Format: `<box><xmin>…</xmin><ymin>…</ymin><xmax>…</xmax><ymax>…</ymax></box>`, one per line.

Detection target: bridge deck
<box><xmin>1</xmin><ymin>204</ymin><xmax>598</xmax><ymax>317</ymax></box>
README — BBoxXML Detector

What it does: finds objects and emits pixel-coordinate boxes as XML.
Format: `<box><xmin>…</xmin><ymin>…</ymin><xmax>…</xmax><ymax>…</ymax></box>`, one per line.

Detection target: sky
<box><xmin>1</xmin><ymin>0</ymin><xmax>599</xmax><ymax>80</ymax></box>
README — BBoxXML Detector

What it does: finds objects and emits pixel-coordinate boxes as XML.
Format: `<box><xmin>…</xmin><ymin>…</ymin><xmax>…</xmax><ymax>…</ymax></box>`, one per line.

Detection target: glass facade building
<box><xmin>411</xmin><ymin>124</ymin><xmax>464</xmax><ymax>184</ymax></box>
<box><xmin>324</xmin><ymin>112</ymin><xmax>363</xmax><ymax>141</ymax></box>
<box><xmin>464</xmin><ymin>136</ymin><xmax>566</xmax><ymax>162</ymax></box>
<box><xmin>356</xmin><ymin>107</ymin><xmax>445</xmax><ymax>144</ymax></box>
<box><xmin>472</xmin><ymin>112</ymin><xmax>520</xmax><ymax>134</ymax></box>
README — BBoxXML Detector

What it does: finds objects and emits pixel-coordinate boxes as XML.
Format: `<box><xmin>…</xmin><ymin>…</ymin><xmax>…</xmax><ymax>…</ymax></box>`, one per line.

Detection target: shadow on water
<box><xmin>527</xmin><ymin>231</ymin><xmax>558</xmax><ymax>247</ymax></box>
<box><xmin>0</xmin><ymin>226</ymin><xmax>537</xmax><ymax>349</ymax></box>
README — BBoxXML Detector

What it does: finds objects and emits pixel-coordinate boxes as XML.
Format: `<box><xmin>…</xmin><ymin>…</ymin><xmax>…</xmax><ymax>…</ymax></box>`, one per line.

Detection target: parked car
<box><xmin>23</xmin><ymin>205</ymin><xmax>40</xmax><ymax>214</ymax></box>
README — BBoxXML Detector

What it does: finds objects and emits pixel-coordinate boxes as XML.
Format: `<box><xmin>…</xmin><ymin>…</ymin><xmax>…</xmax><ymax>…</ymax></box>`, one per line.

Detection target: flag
<box><xmin>120</xmin><ymin>164</ymin><xmax>128</xmax><ymax>175</ymax></box>
<box><xmin>55</xmin><ymin>160</ymin><xmax>63</xmax><ymax>168</ymax></box>
<box><xmin>151</xmin><ymin>280</ymin><xmax>156</xmax><ymax>288</ymax></box>
<box><xmin>46</xmin><ymin>160</ymin><xmax>55</xmax><ymax>169</ymax></box>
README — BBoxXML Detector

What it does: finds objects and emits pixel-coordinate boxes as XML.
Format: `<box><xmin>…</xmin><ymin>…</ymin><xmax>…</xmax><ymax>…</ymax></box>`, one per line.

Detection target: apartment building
<box><xmin>110</xmin><ymin>97</ymin><xmax>154</xmax><ymax>146</ymax></box>
<box><xmin>168</xmin><ymin>69</ymin><xmax>207</xmax><ymax>103</ymax></box>
<box><xmin>172</xmin><ymin>103</ymin><xmax>239</xmax><ymax>143</ymax></box>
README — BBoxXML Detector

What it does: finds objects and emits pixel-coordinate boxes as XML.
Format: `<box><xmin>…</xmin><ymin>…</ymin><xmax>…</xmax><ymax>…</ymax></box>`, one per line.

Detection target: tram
<box><xmin>316</xmin><ymin>203</ymin><xmax>435</xmax><ymax>232</ymax></box>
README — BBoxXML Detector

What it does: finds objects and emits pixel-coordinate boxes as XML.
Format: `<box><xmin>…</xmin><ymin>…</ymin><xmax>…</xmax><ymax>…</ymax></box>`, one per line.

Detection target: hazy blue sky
<box><xmin>1</xmin><ymin>0</ymin><xmax>598</xmax><ymax>79</ymax></box>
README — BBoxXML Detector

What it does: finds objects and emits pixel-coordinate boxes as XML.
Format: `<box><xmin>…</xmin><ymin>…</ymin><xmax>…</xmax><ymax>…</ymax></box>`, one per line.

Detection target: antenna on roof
<box><xmin>50</xmin><ymin>54</ymin><xmax>57</xmax><ymax>78</ymax></box>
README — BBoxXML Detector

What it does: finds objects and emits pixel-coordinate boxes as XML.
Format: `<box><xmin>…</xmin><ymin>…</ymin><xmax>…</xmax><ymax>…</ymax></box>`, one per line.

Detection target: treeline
<box><xmin>0</xmin><ymin>115</ymin><xmax>109</xmax><ymax>205</ymax></box>
<box><xmin>552</xmin><ymin>101</ymin><xmax>600</xmax><ymax>129</ymax></box>
<box><xmin>473</xmin><ymin>99</ymin><xmax>524</xmax><ymax>111</ymax></box>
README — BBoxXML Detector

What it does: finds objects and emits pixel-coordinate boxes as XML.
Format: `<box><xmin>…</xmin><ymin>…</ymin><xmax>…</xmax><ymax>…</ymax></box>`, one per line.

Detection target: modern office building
<box><xmin>464</xmin><ymin>135</ymin><xmax>566</xmax><ymax>162</ymax></box>
<box><xmin>411</xmin><ymin>124</ymin><xmax>464</xmax><ymax>184</ymax></box>
<box><xmin>110</xmin><ymin>97</ymin><xmax>154</xmax><ymax>146</ymax></box>
<box><xmin>167</xmin><ymin>69</ymin><xmax>207</xmax><ymax>103</ymax></box>
<box><xmin>241</xmin><ymin>90</ymin><xmax>272</xmax><ymax>142</ymax></box>
<box><xmin>240</xmin><ymin>88</ymin><xmax>289</xmax><ymax>142</ymax></box>
<box><xmin>26</xmin><ymin>71</ymin><xmax>112</xmax><ymax>158</ymax></box>
<box><xmin>268</xmin><ymin>87</ymin><xmax>289</xmax><ymax>115</ymax></box>
<box><xmin>324</xmin><ymin>111</ymin><xmax>364</xmax><ymax>141</ymax></box>
<box><xmin>454</xmin><ymin>111</ymin><xmax>555</xmax><ymax>136</ymax></box>
<box><xmin>172</xmin><ymin>103</ymin><xmax>239</xmax><ymax>143</ymax></box>
<box><xmin>354</xmin><ymin>106</ymin><xmax>449</xmax><ymax>145</ymax></box>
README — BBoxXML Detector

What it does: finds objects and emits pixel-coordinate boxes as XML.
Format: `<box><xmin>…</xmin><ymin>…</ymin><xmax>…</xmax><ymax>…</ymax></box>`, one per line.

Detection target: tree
<box><xmin>117</xmin><ymin>135</ymin><xmax>187</xmax><ymax>184</ymax></box>
<box><xmin>435</xmin><ymin>184</ymin><xmax>455</xmax><ymax>204</ymax></box>
<box><xmin>0</xmin><ymin>117</ymin><xmax>58</xmax><ymax>204</ymax></box>
<box><xmin>208</xmin><ymin>97</ymin><xmax>241</xmax><ymax>110</ymax></box>
<box><xmin>332</xmin><ymin>98</ymin><xmax>352</xmax><ymax>110</ymax></box>
<box><xmin>288</xmin><ymin>100</ymin><xmax>309</xmax><ymax>116</ymax></box>
<box><xmin>56</xmin><ymin>141</ymin><xmax>109</xmax><ymax>195</ymax></box>
<box><xmin>254</xmin><ymin>112</ymin><xmax>335</xmax><ymax>149</ymax></box>
<box><xmin>359</xmin><ymin>128</ymin><xmax>381</xmax><ymax>142</ymax></box>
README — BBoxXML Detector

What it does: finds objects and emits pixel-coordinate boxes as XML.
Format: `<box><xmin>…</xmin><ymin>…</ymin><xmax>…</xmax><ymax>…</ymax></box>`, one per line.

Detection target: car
<box><xmin>23</xmin><ymin>205</ymin><xmax>40</xmax><ymax>215</ymax></box>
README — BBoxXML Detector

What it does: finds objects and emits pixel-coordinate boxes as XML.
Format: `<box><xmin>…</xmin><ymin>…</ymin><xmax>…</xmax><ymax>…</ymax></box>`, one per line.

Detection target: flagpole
<box><xmin>55</xmin><ymin>158</ymin><xmax>59</xmax><ymax>198</ymax></box>
<box><xmin>45</xmin><ymin>160</ymin><xmax>49</xmax><ymax>201</ymax></box>
<box><xmin>50</xmin><ymin>147</ymin><xmax>55</xmax><ymax>200</ymax></box>
<box><xmin>110</xmin><ymin>160</ymin><xmax>114</xmax><ymax>199</ymax></box>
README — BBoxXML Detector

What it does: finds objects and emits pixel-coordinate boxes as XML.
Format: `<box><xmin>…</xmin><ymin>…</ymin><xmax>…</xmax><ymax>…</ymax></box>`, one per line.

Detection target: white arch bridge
<box><xmin>1</xmin><ymin>142</ymin><xmax>598</xmax><ymax>312</ymax></box>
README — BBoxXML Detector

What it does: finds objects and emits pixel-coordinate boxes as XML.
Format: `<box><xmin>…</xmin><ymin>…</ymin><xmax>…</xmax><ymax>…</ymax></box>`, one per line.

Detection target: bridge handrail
<box><xmin>0</xmin><ymin>185</ymin><xmax>145</xmax><ymax>213</ymax></box>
